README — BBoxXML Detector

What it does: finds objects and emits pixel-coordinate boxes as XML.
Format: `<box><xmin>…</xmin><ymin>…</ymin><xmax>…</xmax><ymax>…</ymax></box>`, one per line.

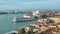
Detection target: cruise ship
<box><xmin>13</xmin><ymin>10</ymin><xmax>41</xmax><ymax>22</ymax></box>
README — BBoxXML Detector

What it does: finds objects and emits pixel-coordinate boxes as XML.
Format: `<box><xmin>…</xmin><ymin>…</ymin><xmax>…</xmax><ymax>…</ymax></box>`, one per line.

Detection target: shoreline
<box><xmin>0</xmin><ymin>12</ymin><xmax>31</xmax><ymax>15</ymax></box>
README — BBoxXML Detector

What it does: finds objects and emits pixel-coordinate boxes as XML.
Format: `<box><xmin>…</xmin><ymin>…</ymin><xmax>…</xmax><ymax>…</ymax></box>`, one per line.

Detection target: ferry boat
<box><xmin>13</xmin><ymin>10</ymin><xmax>41</xmax><ymax>22</ymax></box>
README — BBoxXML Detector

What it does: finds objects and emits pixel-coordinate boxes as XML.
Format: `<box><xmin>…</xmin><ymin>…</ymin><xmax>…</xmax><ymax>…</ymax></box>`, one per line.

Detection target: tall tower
<box><xmin>36</xmin><ymin>10</ymin><xmax>39</xmax><ymax>14</ymax></box>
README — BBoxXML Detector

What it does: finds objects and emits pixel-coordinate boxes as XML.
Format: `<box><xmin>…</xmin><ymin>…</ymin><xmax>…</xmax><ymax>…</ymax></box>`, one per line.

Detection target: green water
<box><xmin>0</xmin><ymin>14</ymin><xmax>36</xmax><ymax>34</ymax></box>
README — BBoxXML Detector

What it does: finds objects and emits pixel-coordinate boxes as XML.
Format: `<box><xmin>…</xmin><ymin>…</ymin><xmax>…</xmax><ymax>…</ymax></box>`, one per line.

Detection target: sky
<box><xmin>0</xmin><ymin>0</ymin><xmax>60</xmax><ymax>10</ymax></box>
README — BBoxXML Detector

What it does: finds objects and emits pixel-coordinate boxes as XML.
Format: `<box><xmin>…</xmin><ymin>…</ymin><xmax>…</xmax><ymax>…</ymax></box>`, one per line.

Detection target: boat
<box><xmin>13</xmin><ymin>16</ymin><xmax>36</xmax><ymax>22</ymax></box>
<box><xmin>5</xmin><ymin>31</ymin><xmax>18</xmax><ymax>34</ymax></box>
<box><xmin>13</xmin><ymin>10</ymin><xmax>40</xmax><ymax>22</ymax></box>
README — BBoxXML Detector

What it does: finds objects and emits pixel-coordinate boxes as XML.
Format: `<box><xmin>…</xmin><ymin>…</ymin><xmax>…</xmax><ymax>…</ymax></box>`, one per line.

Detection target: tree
<box><xmin>27</xmin><ymin>31</ymin><xmax>34</xmax><ymax>34</ymax></box>
<box><xmin>27</xmin><ymin>26</ymin><xmax>34</xmax><ymax>34</ymax></box>
<box><xmin>18</xmin><ymin>28</ymin><xmax>25</xmax><ymax>34</ymax></box>
<box><xmin>41</xmin><ymin>15</ymin><xmax>47</xmax><ymax>18</ymax></box>
<box><xmin>46</xmin><ymin>19</ymin><xmax>55</xmax><ymax>24</ymax></box>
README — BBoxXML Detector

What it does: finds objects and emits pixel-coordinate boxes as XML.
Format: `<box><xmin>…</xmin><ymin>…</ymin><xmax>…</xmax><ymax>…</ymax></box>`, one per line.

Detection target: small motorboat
<box><xmin>5</xmin><ymin>31</ymin><xmax>18</xmax><ymax>34</ymax></box>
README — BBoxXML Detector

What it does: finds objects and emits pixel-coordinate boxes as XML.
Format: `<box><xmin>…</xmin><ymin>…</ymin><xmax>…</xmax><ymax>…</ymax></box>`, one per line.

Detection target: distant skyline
<box><xmin>0</xmin><ymin>0</ymin><xmax>60</xmax><ymax>10</ymax></box>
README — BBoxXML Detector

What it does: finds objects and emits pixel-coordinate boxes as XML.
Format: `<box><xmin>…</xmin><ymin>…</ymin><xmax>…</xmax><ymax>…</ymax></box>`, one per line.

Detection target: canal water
<box><xmin>0</xmin><ymin>14</ymin><xmax>37</xmax><ymax>34</ymax></box>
